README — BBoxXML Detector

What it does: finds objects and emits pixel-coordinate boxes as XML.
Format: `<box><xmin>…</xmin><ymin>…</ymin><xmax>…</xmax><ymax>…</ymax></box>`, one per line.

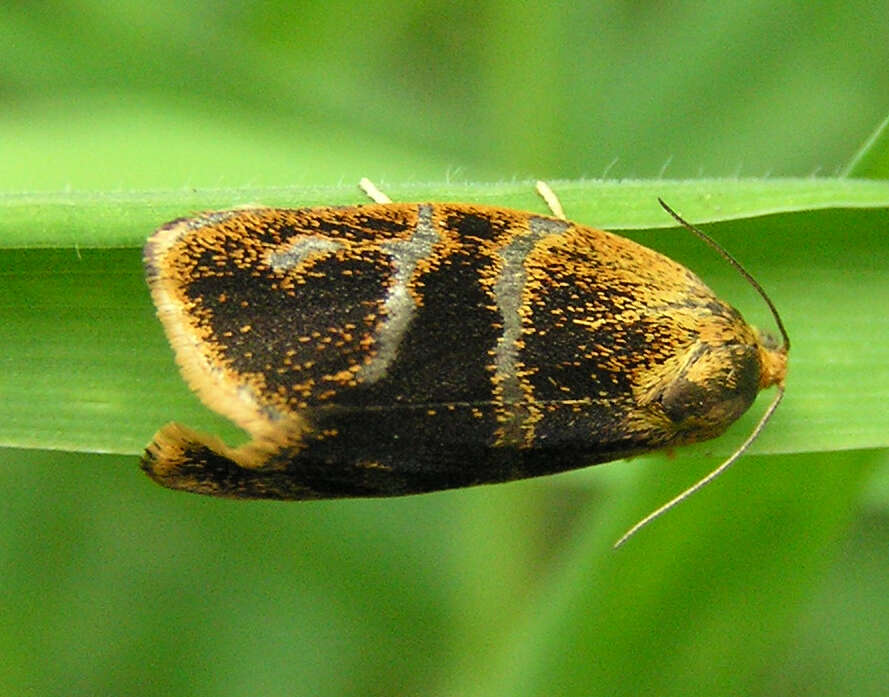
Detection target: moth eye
<box><xmin>756</xmin><ymin>328</ymin><xmax>780</xmax><ymax>350</ymax></box>
<box><xmin>660</xmin><ymin>344</ymin><xmax>760</xmax><ymax>429</ymax></box>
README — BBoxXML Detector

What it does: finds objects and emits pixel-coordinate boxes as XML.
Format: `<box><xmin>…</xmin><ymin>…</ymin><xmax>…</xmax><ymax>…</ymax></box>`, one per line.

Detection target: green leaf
<box><xmin>3</xmin><ymin>176</ymin><xmax>889</xmax><ymax>248</ymax></box>
<box><xmin>2</xmin><ymin>178</ymin><xmax>888</xmax><ymax>458</ymax></box>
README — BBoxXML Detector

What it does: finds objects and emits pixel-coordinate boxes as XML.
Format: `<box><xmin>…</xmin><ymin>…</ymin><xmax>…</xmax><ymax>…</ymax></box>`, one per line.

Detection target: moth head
<box><xmin>615</xmin><ymin>199</ymin><xmax>791</xmax><ymax>548</ymax></box>
<box><xmin>754</xmin><ymin>325</ymin><xmax>788</xmax><ymax>391</ymax></box>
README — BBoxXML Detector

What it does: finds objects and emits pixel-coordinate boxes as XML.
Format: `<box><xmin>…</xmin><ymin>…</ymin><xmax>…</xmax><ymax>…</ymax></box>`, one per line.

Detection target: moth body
<box><xmin>142</xmin><ymin>195</ymin><xmax>786</xmax><ymax>500</ymax></box>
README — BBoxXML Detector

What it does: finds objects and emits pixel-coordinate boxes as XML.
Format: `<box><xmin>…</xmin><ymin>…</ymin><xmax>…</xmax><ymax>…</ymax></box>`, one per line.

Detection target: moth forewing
<box><xmin>142</xmin><ymin>184</ymin><xmax>787</xmax><ymax>546</ymax></box>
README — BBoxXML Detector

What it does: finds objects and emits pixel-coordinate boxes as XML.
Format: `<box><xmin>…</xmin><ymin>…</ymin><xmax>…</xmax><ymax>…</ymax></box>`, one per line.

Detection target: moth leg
<box><xmin>535</xmin><ymin>180</ymin><xmax>566</xmax><ymax>220</ymax></box>
<box><xmin>230</xmin><ymin>203</ymin><xmax>268</xmax><ymax>210</ymax></box>
<box><xmin>141</xmin><ymin>422</ymin><xmax>318</xmax><ymax>500</ymax></box>
<box><xmin>359</xmin><ymin>178</ymin><xmax>392</xmax><ymax>203</ymax></box>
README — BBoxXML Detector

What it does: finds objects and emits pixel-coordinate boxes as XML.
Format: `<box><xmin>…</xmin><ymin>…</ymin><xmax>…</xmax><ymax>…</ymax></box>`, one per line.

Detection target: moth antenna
<box><xmin>614</xmin><ymin>200</ymin><xmax>790</xmax><ymax>548</ymax></box>
<box><xmin>613</xmin><ymin>387</ymin><xmax>783</xmax><ymax>548</ymax></box>
<box><xmin>656</xmin><ymin>199</ymin><xmax>789</xmax><ymax>352</ymax></box>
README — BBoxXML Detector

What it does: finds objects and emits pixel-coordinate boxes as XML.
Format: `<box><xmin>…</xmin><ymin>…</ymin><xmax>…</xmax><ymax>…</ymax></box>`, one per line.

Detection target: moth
<box><xmin>142</xmin><ymin>180</ymin><xmax>788</xmax><ymax>544</ymax></box>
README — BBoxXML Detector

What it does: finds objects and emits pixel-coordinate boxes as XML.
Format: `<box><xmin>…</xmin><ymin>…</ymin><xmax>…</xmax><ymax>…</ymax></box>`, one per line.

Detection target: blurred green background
<box><xmin>3</xmin><ymin>1</ymin><xmax>889</xmax><ymax>696</ymax></box>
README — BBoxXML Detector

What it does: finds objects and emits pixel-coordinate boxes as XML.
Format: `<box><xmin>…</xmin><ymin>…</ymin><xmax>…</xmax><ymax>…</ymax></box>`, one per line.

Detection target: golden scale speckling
<box><xmin>141</xmin><ymin>180</ymin><xmax>788</xmax><ymax>546</ymax></box>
